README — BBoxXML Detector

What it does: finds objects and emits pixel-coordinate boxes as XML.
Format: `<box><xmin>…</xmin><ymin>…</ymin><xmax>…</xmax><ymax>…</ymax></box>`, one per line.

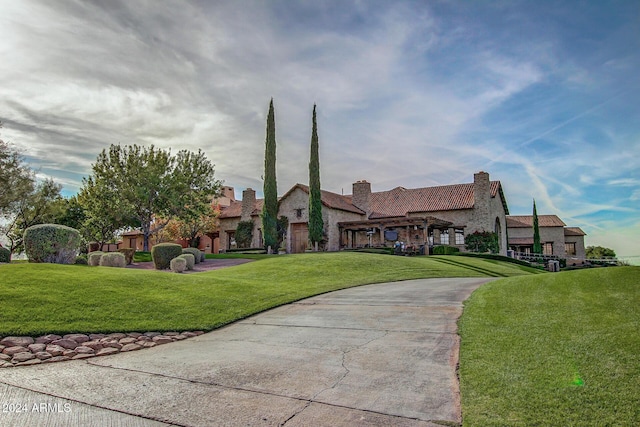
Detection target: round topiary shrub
<box><xmin>182</xmin><ymin>247</ymin><xmax>201</xmax><ymax>264</ymax></box>
<box><xmin>179</xmin><ymin>253</ymin><xmax>195</xmax><ymax>270</ymax></box>
<box><xmin>170</xmin><ymin>256</ymin><xmax>187</xmax><ymax>273</ymax></box>
<box><xmin>0</xmin><ymin>246</ymin><xmax>10</xmax><ymax>263</ymax></box>
<box><xmin>99</xmin><ymin>252</ymin><xmax>126</xmax><ymax>268</ymax></box>
<box><xmin>118</xmin><ymin>248</ymin><xmax>135</xmax><ymax>265</ymax></box>
<box><xmin>151</xmin><ymin>243</ymin><xmax>183</xmax><ymax>270</ymax></box>
<box><xmin>23</xmin><ymin>224</ymin><xmax>81</xmax><ymax>264</ymax></box>
<box><xmin>88</xmin><ymin>251</ymin><xmax>104</xmax><ymax>266</ymax></box>
<box><xmin>74</xmin><ymin>255</ymin><xmax>88</xmax><ymax>265</ymax></box>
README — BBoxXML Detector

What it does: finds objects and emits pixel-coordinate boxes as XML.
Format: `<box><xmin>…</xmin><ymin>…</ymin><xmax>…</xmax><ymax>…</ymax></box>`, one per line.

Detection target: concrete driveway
<box><xmin>0</xmin><ymin>277</ymin><xmax>491</xmax><ymax>427</ymax></box>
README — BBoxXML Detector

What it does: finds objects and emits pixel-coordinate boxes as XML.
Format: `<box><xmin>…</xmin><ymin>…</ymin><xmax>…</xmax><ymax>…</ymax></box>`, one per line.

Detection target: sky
<box><xmin>1</xmin><ymin>0</ymin><xmax>639</xmax><ymax>262</ymax></box>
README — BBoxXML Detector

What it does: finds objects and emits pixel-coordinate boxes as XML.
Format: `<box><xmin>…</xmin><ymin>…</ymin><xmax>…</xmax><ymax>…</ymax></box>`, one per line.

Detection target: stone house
<box><xmin>506</xmin><ymin>215</ymin><xmax>586</xmax><ymax>262</ymax></box>
<box><xmin>218</xmin><ymin>171</ymin><xmax>511</xmax><ymax>255</ymax></box>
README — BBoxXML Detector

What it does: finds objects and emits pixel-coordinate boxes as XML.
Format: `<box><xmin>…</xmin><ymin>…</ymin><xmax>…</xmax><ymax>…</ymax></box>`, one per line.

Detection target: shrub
<box><xmin>433</xmin><ymin>245</ymin><xmax>460</xmax><ymax>255</ymax></box>
<box><xmin>0</xmin><ymin>246</ymin><xmax>10</xmax><ymax>263</ymax></box>
<box><xmin>99</xmin><ymin>252</ymin><xmax>126</xmax><ymax>268</ymax></box>
<box><xmin>464</xmin><ymin>231</ymin><xmax>499</xmax><ymax>254</ymax></box>
<box><xmin>235</xmin><ymin>220</ymin><xmax>254</xmax><ymax>248</ymax></box>
<box><xmin>23</xmin><ymin>224</ymin><xmax>81</xmax><ymax>264</ymax></box>
<box><xmin>118</xmin><ymin>248</ymin><xmax>135</xmax><ymax>265</ymax></box>
<box><xmin>182</xmin><ymin>247</ymin><xmax>202</xmax><ymax>264</ymax></box>
<box><xmin>170</xmin><ymin>256</ymin><xmax>187</xmax><ymax>273</ymax></box>
<box><xmin>179</xmin><ymin>253</ymin><xmax>195</xmax><ymax>270</ymax></box>
<box><xmin>88</xmin><ymin>251</ymin><xmax>104</xmax><ymax>266</ymax></box>
<box><xmin>74</xmin><ymin>255</ymin><xmax>88</xmax><ymax>265</ymax></box>
<box><xmin>151</xmin><ymin>243</ymin><xmax>183</xmax><ymax>270</ymax></box>
<box><xmin>200</xmin><ymin>251</ymin><xmax>206</xmax><ymax>263</ymax></box>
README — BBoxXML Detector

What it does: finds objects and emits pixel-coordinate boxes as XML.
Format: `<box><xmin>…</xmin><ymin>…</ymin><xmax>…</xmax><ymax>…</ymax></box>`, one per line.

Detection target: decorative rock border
<box><xmin>0</xmin><ymin>331</ymin><xmax>205</xmax><ymax>368</ymax></box>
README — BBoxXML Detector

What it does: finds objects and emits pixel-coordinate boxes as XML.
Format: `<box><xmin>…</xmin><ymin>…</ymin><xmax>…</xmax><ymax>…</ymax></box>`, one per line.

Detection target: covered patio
<box><xmin>338</xmin><ymin>216</ymin><xmax>453</xmax><ymax>253</ymax></box>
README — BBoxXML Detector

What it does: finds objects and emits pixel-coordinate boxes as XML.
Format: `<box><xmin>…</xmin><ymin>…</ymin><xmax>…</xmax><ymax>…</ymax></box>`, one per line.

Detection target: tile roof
<box><xmin>508</xmin><ymin>237</ymin><xmax>534</xmax><ymax>245</ymax></box>
<box><xmin>564</xmin><ymin>227</ymin><xmax>586</xmax><ymax>236</ymax></box>
<box><xmin>506</xmin><ymin>215</ymin><xmax>566</xmax><ymax>228</ymax></box>
<box><xmin>219</xmin><ymin>184</ymin><xmax>363</xmax><ymax>219</ymax></box>
<box><xmin>218</xmin><ymin>199</ymin><xmax>264</xmax><ymax>219</ymax></box>
<box><xmin>368</xmin><ymin>181</ymin><xmax>503</xmax><ymax>219</ymax></box>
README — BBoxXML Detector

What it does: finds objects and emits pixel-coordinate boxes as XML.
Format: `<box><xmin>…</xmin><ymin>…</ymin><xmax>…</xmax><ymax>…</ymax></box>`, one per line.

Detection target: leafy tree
<box><xmin>1</xmin><ymin>178</ymin><xmax>63</xmax><ymax>253</ymax></box>
<box><xmin>308</xmin><ymin>104</ymin><xmax>323</xmax><ymax>250</ymax></box>
<box><xmin>533</xmin><ymin>199</ymin><xmax>542</xmax><ymax>254</ymax></box>
<box><xmin>465</xmin><ymin>231</ymin><xmax>499</xmax><ymax>254</ymax></box>
<box><xmin>586</xmin><ymin>246</ymin><xmax>616</xmax><ymax>259</ymax></box>
<box><xmin>276</xmin><ymin>215</ymin><xmax>288</xmax><ymax>251</ymax></box>
<box><xmin>84</xmin><ymin>144</ymin><xmax>221</xmax><ymax>251</ymax></box>
<box><xmin>0</xmin><ymin>122</ymin><xmax>34</xmax><ymax>217</ymax></box>
<box><xmin>77</xmin><ymin>176</ymin><xmax>131</xmax><ymax>251</ymax></box>
<box><xmin>261</xmin><ymin>99</ymin><xmax>278</xmax><ymax>252</ymax></box>
<box><xmin>159</xmin><ymin>205</ymin><xmax>219</xmax><ymax>248</ymax></box>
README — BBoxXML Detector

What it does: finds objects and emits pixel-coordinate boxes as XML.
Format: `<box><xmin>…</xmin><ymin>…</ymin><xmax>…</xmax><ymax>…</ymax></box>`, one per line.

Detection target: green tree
<box><xmin>235</xmin><ymin>220</ymin><xmax>254</xmax><ymax>248</ymax></box>
<box><xmin>586</xmin><ymin>246</ymin><xmax>616</xmax><ymax>259</ymax></box>
<box><xmin>1</xmin><ymin>178</ymin><xmax>63</xmax><ymax>253</ymax></box>
<box><xmin>84</xmin><ymin>144</ymin><xmax>220</xmax><ymax>251</ymax></box>
<box><xmin>532</xmin><ymin>199</ymin><xmax>542</xmax><ymax>254</ymax></box>
<box><xmin>308</xmin><ymin>104</ymin><xmax>323</xmax><ymax>250</ymax></box>
<box><xmin>0</xmin><ymin>122</ymin><xmax>34</xmax><ymax>217</ymax></box>
<box><xmin>261</xmin><ymin>99</ymin><xmax>278</xmax><ymax>252</ymax></box>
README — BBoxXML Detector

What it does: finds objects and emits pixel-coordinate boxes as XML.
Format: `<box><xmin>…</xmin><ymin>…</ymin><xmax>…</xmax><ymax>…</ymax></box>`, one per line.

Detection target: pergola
<box><xmin>338</xmin><ymin>215</ymin><xmax>453</xmax><ymax>249</ymax></box>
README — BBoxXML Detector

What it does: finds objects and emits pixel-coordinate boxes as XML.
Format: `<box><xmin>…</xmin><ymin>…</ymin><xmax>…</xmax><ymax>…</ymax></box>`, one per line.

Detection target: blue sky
<box><xmin>1</xmin><ymin>0</ymin><xmax>638</xmax><ymax>262</ymax></box>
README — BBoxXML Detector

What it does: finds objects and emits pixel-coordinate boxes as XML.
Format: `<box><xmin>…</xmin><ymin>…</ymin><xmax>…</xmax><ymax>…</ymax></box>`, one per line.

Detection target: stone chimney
<box><xmin>222</xmin><ymin>186</ymin><xmax>235</xmax><ymax>201</ymax></box>
<box><xmin>352</xmin><ymin>180</ymin><xmax>371</xmax><ymax>217</ymax></box>
<box><xmin>473</xmin><ymin>171</ymin><xmax>491</xmax><ymax>231</ymax></box>
<box><xmin>241</xmin><ymin>188</ymin><xmax>256</xmax><ymax>221</ymax></box>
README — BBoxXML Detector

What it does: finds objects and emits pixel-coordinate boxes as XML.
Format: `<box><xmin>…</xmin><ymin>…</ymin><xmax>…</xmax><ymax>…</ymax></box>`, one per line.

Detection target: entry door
<box><xmin>291</xmin><ymin>223</ymin><xmax>309</xmax><ymax>253</ymax></box>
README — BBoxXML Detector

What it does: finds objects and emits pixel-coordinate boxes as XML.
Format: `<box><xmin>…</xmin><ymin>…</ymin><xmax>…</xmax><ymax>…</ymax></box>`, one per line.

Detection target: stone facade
<box><xmin>506</xmin><ymin>215</ymin><xmax>587</xmax><ymax>261</ymax></box>
<box><xmin>218</xmin><ymin>172</ymin><xmax>511</xmax><ymax>255</ymax></box>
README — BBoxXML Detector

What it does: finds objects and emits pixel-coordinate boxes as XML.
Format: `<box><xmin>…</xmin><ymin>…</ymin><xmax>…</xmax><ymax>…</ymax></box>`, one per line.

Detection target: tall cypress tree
<box><xmin>532</xmin><ymin>199</ymin><xmax>542</xmax><ymax>254</ymax></box>
<box><xmin>262</xmin><ymin>99</ymin><xmax>278</xmax><ymax>251</ymax></box>
<box><xmin>308</xmin><ymin>104</ymin><xmax>323</xmax><ymax>250</ymax></box>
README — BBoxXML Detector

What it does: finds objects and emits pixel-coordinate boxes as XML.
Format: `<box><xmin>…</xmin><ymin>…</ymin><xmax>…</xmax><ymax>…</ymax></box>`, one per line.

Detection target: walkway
<box><xmin>0</xmin><ymin>278</ymin><xmax>491</xmax><ymax>427</ymax></box>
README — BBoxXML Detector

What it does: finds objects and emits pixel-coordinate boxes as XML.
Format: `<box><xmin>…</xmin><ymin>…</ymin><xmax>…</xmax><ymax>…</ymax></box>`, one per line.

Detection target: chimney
<box><xmin>352</xmin><ymin>180</ymin><xmax>371</xmax><ymax>217</ymax></box>
<box><xmin>473</xmin><ymin>171</ymin><xmax>491</xmax><ymax>231</ymax></box>
<box><xmin>241</xmin><ymin>188</ymin><xmax>256</xmax><ymax>221</ymax></box>
<box><xmin>222</xmin><ymin>186</ymin><xmax>235</xmax><ymax>201</ymax></box>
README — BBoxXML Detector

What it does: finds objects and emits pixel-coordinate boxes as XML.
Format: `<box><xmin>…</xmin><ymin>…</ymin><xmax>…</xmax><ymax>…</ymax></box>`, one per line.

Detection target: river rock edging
<box><xmin>0</xmin><ymin>331</ymin><xmax>204</xmax><ymax>368</ymax></box>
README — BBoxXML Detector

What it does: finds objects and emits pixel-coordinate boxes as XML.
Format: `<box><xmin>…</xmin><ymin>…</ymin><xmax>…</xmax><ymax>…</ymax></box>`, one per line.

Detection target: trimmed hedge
<box><xmin>170</xmin><ymin>256</ymin><xmax>187</xmax><ymax>273</ymax></box>
<box><xmin>455</xmin><ymin>252</ymin><xmax>536</xmax><ymax>268</ymax></box>
<box><xmin>23</xmin><ymin>224</ymin><xmax>81</xmax><ymax>264</ymax></box>
<box><xmin>179</xmin><ymin>253</ymin><xmax>195</xmax><ymax>270</ymax></box>
<box><xmin>151</xmin><ymin>243</ymin><xmax>183</xmax><ymax>270</ymax></box>
<box><xmin>182</xmin><ymin>247</ymin><xmax>202</xmax><ymax>264</ymax></box>
<box><xmin>74</xmin><ymin>255</ymin><xmax>88</xmax><ymax>265</ymax></box>
<box><xmin>118</xmin><ymin>248</ymin><xmax>135</xmax><ymax>265</ymax></box>
<box><xmin>88</xmin><ymin>251</ymin><xmax>104</xmax><ymax>266</ymax></box>
<box><xmin>0</xmin><ymin>247</ymin><xmax>10</xmax><ymax>263</ymax></box>
<box><xmin>433</xmin><ymin>245</ymin><xmax>460</xmax><ymax>255</ymax></box>
<box><xmin>99</xmin><ymin>252</ymin><xmax>126</xmax><ymax>268</ymax></box>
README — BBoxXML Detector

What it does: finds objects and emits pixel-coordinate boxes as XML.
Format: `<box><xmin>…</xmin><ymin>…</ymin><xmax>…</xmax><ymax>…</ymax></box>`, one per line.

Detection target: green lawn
<box><xmin>0</xmin><ymin>252</ymin><xmax>536</xmax><ymax>337</ymax></box>
<box><xmin>459</xmin><ymin>266</ymin><xmax>640</xmax><ymax>426</ymax></box>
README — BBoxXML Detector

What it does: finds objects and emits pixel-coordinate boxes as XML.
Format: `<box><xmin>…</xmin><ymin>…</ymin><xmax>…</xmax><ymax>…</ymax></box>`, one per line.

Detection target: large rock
<box><xmin>96</xmin><ymin>347</ymin><xmax>120</xmax><ymax>356</ymax></box>
<box><xmin>3</xmin><ymin>346</ymin><xmax>29</xmax><ymax>356</ymax></box>
<box><xmin>51</xmin><ymin>339</ymin><xmax>78</xmax><ymax>349</ymax></box>
<box><xmin>28</xmin><ymin>343</ymin><xmax>46</xmax><ymax>353</ymax></box>
<box><xmin>35</xmin><ymin>334</ymin><xmax>62</xmax><ymax>344</ymax></box>
<box><xmin>1</xmin><ymin>336</ymin><xmax>34</xmax><ymax>347</ymax></box>
<box><xmin>74</xmin><ymin>346</ymin><xmax>95</xmax><ymax>355</ymax></box>
<box><xmin>35</xmin><ymin>351</ymin><xmax>53</xmax><ymax>360</ymax></box>
<box><xmin>119</xmin><ymin>337</ymin><xmax>138</xmax><ymax>345</ymax></box>
<box><xmin>152</xmin><ymin>336</ymin><xmax>173</xmax><ymax>345</ymax></box>
<box><xmin>45</xmin><ymin>345</ymin><xmax>66</xmax><ymax>356</ymax></box>
<box><xmin>63</xmin><ymin>333</ymin><xmax>90</xmax><ymax>343</ymax></box>
<box><xmin>11</xmin><ymin>352</ymin><xmax>36</xmax><ymax>363</ymax></box>
<box><xmin>120</xmin><ymin>343</ymin><xmax>142</xmax><ymax>352</ymax></box>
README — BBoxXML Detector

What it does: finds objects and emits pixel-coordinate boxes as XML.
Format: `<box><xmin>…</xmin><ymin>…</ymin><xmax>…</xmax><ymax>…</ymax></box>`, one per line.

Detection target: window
<box><xmin>565</xmin><ymin>242</ymin><xmax>576</xmax><ymax>256</ymax></box>
<box><xmin>440</xmin><ymin>229</ymin><xmax>449</xmax><ymax>245</ymax></box>
<box><xmin>455</xmin><ymin>229</ymin><xmax>465</xmax><ymax>245</ymax></box>
<box><xmin>543</xmin><ymin>242</ymin><xmax>553</xmax><ymax>255</ymax></box>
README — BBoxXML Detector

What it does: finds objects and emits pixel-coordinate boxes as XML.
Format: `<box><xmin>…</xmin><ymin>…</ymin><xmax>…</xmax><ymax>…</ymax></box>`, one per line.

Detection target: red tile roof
<box><xmin>564</xmin><ymin>227</ymin><xmax>586</xmax><ymax>236</ymax></box>
<box><xmin>506</xmin><ymin>215</ymin><xmax>566</xmax><ymax>228</ymax></box>
<box><xmin>218</xmin><ymin>199</ymin><xmax>264</xmax><ymax>219</ymax></box>
<box><xmin>369</xmin><ymin>181</ymin><xmax>504</xmax><ymax>219</ymax></box>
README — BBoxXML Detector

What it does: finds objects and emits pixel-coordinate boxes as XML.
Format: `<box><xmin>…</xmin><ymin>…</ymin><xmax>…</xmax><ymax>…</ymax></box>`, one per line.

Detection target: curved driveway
<box><xmin>0</xmin><ymin>277</ymin><xmax>492</xmax><ymax>427</ymax></box>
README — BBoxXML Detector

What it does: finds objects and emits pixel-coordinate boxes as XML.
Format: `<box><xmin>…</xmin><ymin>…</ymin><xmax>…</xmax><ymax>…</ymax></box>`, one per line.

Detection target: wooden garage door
<box><xmin>291</xmin><ymin>223</ymin><xmax>309</xmax><ymax>254</ymax></box>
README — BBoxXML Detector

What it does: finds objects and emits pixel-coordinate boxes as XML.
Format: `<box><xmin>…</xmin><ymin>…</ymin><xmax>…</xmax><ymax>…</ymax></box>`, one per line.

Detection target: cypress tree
<box><xmin>308</xmin><ymin>104</ymin><xmax>323</xmax><ymax>249</ymax></box>
<box><xmin>262</xmin><ymin>99</ymin><xmax>278</xmax><ymax>252</ymax></box>
<box><xmin>532</xmin><ymin>199</ymin><xmax>542</xmax><ymax>254</ymax></box>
